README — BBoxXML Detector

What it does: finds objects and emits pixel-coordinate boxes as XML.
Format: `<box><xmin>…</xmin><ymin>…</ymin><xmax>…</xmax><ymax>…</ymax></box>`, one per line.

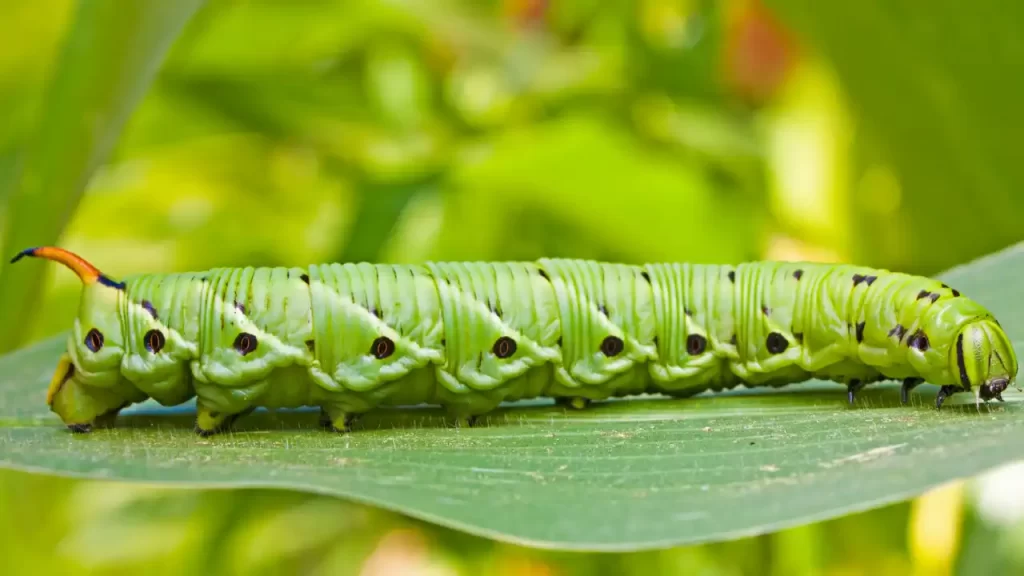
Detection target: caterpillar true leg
<box><xmin>846</xmin><ymin>379</ymin><xmax>866</xmax><ymax>405</ymax></box>
<box><xmin>935</xmin><ymin>385</ymin><xmax>964</xmax><ymax>409</ymax></box>
<box><xmin>901</xmin><ymin>378</ymin><xmax>924</xmax><ymax>405</ymax></box>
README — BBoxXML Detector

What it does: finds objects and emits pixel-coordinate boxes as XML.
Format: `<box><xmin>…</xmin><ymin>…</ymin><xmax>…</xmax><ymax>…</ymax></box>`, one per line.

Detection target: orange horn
<box><xmin>10</xmin><ymin>246</ymin><xmax>121</xmax><ymax>288</ymax></box>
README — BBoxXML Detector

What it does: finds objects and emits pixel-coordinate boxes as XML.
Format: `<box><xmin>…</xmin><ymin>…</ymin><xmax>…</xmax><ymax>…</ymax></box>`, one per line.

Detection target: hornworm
<box><xmin>12</xmin><ymin>246</ymin><xmax>1017</xmax><ymax>435</ymax></box>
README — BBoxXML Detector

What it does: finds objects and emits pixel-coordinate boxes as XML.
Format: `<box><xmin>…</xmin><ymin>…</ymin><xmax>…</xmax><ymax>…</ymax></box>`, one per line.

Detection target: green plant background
<box><xmin>2</xmin><ymin>0</ymin><xmax>1023</xmax><ymax>573</ymax></box>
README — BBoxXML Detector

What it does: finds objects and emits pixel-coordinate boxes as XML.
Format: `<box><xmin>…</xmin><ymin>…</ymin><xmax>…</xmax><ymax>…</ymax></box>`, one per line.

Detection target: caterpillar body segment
<box><xmin>12</xmin><ymin>246</ymin><xmax>1017</xmax><ymax>436</ymax></box>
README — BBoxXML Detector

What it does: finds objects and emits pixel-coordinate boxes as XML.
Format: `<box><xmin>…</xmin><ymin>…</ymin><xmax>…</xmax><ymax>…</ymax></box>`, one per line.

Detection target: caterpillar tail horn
<box><xmin>9</xmin><ymin>246</ymin><xmax>123</xmax><ymax>288</ymax></box>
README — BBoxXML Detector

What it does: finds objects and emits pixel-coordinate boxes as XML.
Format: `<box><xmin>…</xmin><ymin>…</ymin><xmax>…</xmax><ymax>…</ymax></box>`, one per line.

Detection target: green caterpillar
<box><xmin>11</xmin><ymin>246</ymin><xmax>1018</xmax><ymax>436</ymax></box>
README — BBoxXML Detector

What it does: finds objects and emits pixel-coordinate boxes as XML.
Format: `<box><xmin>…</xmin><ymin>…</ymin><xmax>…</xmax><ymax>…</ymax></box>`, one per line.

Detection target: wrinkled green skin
<box><xmin>50</xmin><ymin>260</ymin><xmax>1018</xmax><ymax>435</ymax></box>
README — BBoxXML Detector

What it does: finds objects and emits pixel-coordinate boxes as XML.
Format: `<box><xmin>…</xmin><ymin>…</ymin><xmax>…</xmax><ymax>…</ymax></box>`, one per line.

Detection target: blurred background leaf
<box><xmin>764</xmin><ymin>0</ymin><xmax>1024</xmax><ymax>273</ymax></box>
<box><xmin>0</xmin><ymin>0</ymin><xmax>206</xmax><ymax>352</ymax></box>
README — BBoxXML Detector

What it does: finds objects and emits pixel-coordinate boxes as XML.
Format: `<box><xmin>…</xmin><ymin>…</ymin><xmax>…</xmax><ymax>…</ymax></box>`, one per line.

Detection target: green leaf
<box><xmin>763</xmin><ymin>0</ymin><xmax>1024</xmax><ymax>274</ymax></box>
<box><xmin>0</xmin><ymin>0</ymin><xmax>206</xmax><ymax>353</ymax></box>
<box><xmin>2</xmin><ymin>243</ymin><xmax>1024</xmax><ymax>551</ymax></box>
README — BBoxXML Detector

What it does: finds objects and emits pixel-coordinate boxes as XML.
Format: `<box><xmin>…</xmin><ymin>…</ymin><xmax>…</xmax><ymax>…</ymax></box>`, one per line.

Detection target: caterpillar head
<box><xmin>11</xmin><ymin>247</ymin><xmax>140</xmax><ymax>431</ymax></box>
<box><xmin>952</xmin><ymin>318</ymin><xmax>1018</xmax><ymax>403</ymax></box>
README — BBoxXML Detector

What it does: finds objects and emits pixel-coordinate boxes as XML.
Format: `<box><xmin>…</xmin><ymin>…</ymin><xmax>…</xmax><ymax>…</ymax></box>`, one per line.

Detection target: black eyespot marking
<box><xmin>538</xmin><ymin>269</ymin><xmax>549</xmax><ymax>281</ymax></box>
<box><xmin>234</xmin><ymin>301</ymin><xmax>246</xmax><ymax>314</ymax></box>
<box><xmin>865</xmin><ymin>275</ymin><xmax>877</xmax><ymax>285</ymax></box>
<box><xmin>766</xmin><ymin>332</ymin><xmax>788</xmax><ymax>354</ymax></box>
<box><xmin>888</xmin><ymin>324</ymin><xmax>907</xmax><ymax>339</ymax></box>
<box><xmin>300</xmin><ymin>274</ymin><xmax>310</xmax><ymax>284</ymax></box>
<box><xmin>493</xmin><ymin>336</ymin><xmax>517</xmax><ymax>358</ymax></box>
<box><xmin>952</xmin><ymin>288</ymin><xmax>961</xmax><ymax>297</ymax></box>
<box><xmin>597</xmin><ymin>304</ymin><xmax>608</xmax><ymax>317</ymax></box>
<box><xmin>85</xmin><ymin>328</ymin><xmax>104</xmax><ymax>353</ymax></box>
<box><xmin>371</xmin><ymin>336</ymin><xmax>395</xmax><ymax>359</ymax></box>
<box><xmin>600</xmin><ymin>335</ymin><xmax>624</xmax><ymax>357</ymax></box>
<box><xmin>493</xmin><ymin>304</ymin><xmax>503</xmax><ymax>318</ymax></box>
<box><xmin>761</xmin><ymin>305</ymin><xmax>770</xmax><ymax>316</ymax></box>
<box><xmin>641</xmin><ymin>271</ymin><xmax>651</xmax><ymax>283</ymax></box>
<box><xmin>686</xmin><ymin>334</ymin><xmax>707</xmax><ymax>355</ymax></box>
<box><xmin>916</xmin><ymin>290</ymin><xmax>931</xmax><ymax>300</ymax></box>
<box><xmin>908</xmin><ymin>330</ymin><xmax>929</xmax><ymax>351</ymax></box>
<box><xmin>684</xmin><ymin>308</ymin><xmax>693</xmax><ymax>317</ymax></box>
<box><xmin>794</xmin><ymin>332</ymin><xmax>804</xmax><ymax>343</ymax></box>
<box><xmin>852</xmin><ymin>274</ymin><xmax>866</xmax><ymax>285</ymax></box>
<box><xmin>141</xmin><ymin>300</ymin><xmax>158</xmax><ymax>320</ymax></box>
<box><xmin>855</xmin><ymin>322</ymin><xmax>865</xmax><ymax>343</ymax></box>
<box><xmin>370</xmin><ymin>306</ymin><xmax>381</xmax><ymax>319</ymax></box>
<box><xmin>233</xmin><ymin>332</ymin><xmax>258</xmax><ymax>356</ymax></box>
<box><xmin>144</xmin><ymin>329</ymin><xmax>165</xmax><ymax>354</ymax></box>
<box><xmin>793</xmin><ymin>269</ymin><xmax>803</xmax><ymax>280</ymax></box>
<box><xmin>727</xmin><ymin>270</ymin><xmax>735</xmax><ymax>283</ymax></box>
<box><xmin>306</xmin><ymin>339</ymin><xmax>315</xmax><ymax>352</ymax></box>
<box><xmin>929</xmin><ymin>293</ymin><xmax>939</xmax><ymax>303</ymax></box>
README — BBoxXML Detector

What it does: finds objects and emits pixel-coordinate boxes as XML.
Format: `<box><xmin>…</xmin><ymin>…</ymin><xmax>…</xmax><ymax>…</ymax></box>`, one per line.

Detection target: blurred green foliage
<box><xmin>1</xmin><ymin>0</ymin><xmax>1023</xmax><ymax>573</ymax></box>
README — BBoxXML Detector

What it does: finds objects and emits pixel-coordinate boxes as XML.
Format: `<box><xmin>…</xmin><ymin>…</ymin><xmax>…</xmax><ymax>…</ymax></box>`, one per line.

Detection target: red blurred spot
<box><xmin>723</xmin><ymin>1</ymin><xmax>799</xmax><ymax>104</ymax></box>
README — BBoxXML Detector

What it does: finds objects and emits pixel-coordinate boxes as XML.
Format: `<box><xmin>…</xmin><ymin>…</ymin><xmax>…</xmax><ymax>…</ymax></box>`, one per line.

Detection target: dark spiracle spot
<box><xmin>300</xmin><ymin>274</ymin><xmax>310</xmax><ymax>284</ymax></box>
<box><xmin>852</xmin><ymin>274</ymin><xmax>866</xmax><ymax>285</ymax></box>
<box><xmin>233</xmin><ymin>332</ymin><xmax>258</xmax><ymax>356</ymax></box>
<box><xmin>144</xmin><ymin>329</ymin><xmax>165</xmax><ymax>354</ymax></box>
<box><xmin>917</xmin><ymin>290</ymin><xmax>931</xmax><ymax>301</ymax></box>
<box><xmin>888</xmin><ymin>324</ymin><xmax>907</xmax><ymax>339</ymax></box>
<box><xmin>855</xmin><ymin>321</ymin><xmax>866</xmax><ymax>343</ymax></box>
<box><xmin>601</xmin><ymin>335</ymin><xmax>625</xmax><ymax>357</ymax></box>
<box><xmin>306</xmin><ymin>339</ymin><xmax>315</xmax><ymax>352</ymax></box>
<box><xmin>641</xmin><ymin>271</ymin><xmax>651</xmax><ymax>283</ymax></box>
<box><xmin>908</xmin><ymin>330</ymin><xmax>930</xmax><ymax>351</ymax></box>
<box><xmin>85</xmin><ymin>328</ymin><xmax>104</xmax><ymax>353</ymax></box>
<box><xmin>493</xmin><ymin>336</ymin><xmax>517</xmax><ymax>358</ymax></box>
<box><xmin>371</xmin><ymin>336</ymin><xmax>395</xmax><ymax>359</ymax></box>
<box><xmin>864</xmin><ymin>275</ymin><xmax>877</xmax><ymax>285</ymax></box>
<box><xmin>727</xmin><ymin>270</ymin><xmax>736</xmax><ymax>283</ymax></box>
<box><xmin>686</xmin><ymin>334</ymin><xmax>707</xmax><ymax>355</ymax></box>
<box><xmin>793</xmin><ymin>269</ymin><xmax>804</xmax><ymax>280</ymax></box>
<box><xmin>766</xmin><ymin>332</ymin><xmax>788</xmax><ymax>354</ymax></box>
<box><xmin>952</xmin><ymin>289</ymin><xmax>961</xmax><ymax>297</ymax></box>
